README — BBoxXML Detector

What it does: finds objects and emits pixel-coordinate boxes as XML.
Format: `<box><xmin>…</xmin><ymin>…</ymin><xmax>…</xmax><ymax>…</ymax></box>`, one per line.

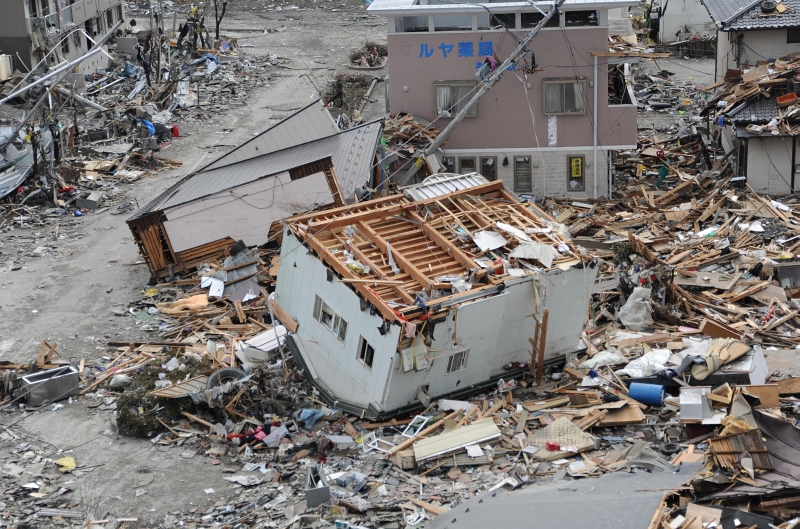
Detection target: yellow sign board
<box><xmin>570</xmin><ymin>156</ymin><xmax>583</xmax><ymax>178</ymax></box>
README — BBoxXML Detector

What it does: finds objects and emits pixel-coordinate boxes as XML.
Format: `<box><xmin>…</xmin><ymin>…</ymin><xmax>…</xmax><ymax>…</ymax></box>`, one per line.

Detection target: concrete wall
<box><xmin>442</xmin><ymin>147</ymin><xmax>614</xmax><ymax>197</ymax></box>
<box><xmin>162</xmin><ymin>171</ymin><xmax>335</xmax><ymax>253</ymax></box>
<box><xmin>384</xmin><ymin>26</ymin><xmax>637</xmax><ymax>153</ymax></box>
<box><xmin>659</xmin><ymin>0</ymin><xmax>713</xmax><ymax>43</ymax></box>
<box><xmin>745</xmin><ymin>135</ymin><xmax>798</xmax><ymax>195</ymax></box>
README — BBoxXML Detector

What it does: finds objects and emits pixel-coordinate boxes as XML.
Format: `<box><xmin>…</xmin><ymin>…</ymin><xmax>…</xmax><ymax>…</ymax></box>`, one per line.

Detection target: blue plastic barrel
<box><xmin>628</xmin><ymin>382</ymin><xmax>665</xmax><ymax>406</ymax></box>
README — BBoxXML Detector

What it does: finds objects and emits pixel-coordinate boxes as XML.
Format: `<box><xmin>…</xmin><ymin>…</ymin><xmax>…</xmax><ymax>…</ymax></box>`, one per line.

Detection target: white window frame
<box><xmin>313</xmin><ymin>294</ymin><xmax>347</xmax><ymax>343</ymax></box>
<box><xmin>357</xmin><ymin>336</ymin><xmax>375</xmax><ymax>368</ymax></box>
<box><xmin>543</xmin><ymin>78</ymin><xmax>587</xmax><ymax>115</ymax></box>
<box><xmin>434</xmin><ymin>81</ymin><xmax>477</xmax><ymax>118</ymax></box>
<box><xmin>446</xmin><ymin>350</ymin><xmax>469</xmax><ymax>373</ymax></box>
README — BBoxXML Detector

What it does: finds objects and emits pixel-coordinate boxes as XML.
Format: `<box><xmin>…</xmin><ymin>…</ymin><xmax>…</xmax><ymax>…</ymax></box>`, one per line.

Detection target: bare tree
<box><xmin>213</xmin><ymin>0</ymin><xmax>229</xmax><ymax>40</ymax></box>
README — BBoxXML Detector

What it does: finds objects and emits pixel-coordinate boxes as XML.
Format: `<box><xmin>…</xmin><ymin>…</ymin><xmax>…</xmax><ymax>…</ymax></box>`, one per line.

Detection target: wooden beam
<box><xmin>302</xmin><ymin>236</ymin><xmax>399</xmax><ymax>322</ymax></box>
<box><xmin>261</xmin><ymin>290</ymin><xmax>298</xmax><ymax>333</ymax></box>
<box><xmin>337</xmin><ymin>233</ymin><xmax>416</xmax><ymax>304</ymax></box>
<box><xmin>406</xmin><ymin>210</ymin><xmax>476</xmax><ymax>272</ymax></box>
<box><xmin>357</xmin><ymin>221</ymin><xmax>433</xmax><ymax>289</ymax></box>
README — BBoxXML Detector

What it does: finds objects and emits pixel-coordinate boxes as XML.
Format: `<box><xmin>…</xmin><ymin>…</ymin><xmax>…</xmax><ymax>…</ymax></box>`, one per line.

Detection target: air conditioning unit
<box><xmin>0</xmin><ymin>55</ymin><xmax>12</xmax><ymax>82</ymax></box>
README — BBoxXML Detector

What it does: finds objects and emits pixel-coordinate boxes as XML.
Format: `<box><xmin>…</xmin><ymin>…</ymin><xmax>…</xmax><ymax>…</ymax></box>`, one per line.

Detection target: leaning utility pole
<box><xmin>397</xmin><ymin>0</ymin><xmax>566</xmax><ymax>185</ymax></box>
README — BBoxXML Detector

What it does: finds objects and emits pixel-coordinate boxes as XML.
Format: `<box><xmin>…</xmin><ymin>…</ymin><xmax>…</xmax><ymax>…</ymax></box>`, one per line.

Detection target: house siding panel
<box><xmin>276</xmin><ymin>234</ymin><xmax>401</xmax><ymax>411</ymax></box>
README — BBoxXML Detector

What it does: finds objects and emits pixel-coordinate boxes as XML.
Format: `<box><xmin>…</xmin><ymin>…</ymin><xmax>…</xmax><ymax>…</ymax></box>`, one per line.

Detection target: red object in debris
<box><xmin>545</xmin><ymin>441</ymin><xmax>561</xmax><ymax>451</ymax></box>
<box><xmin>58</xmin><ymin>186</ymin><xmax>75</xmax><ymax>194</ymax></box>
<box><xmin>171</xmin><ymin>125</ymin><xmax>180</xmax><ymax>137</ymax></box>
<box><xmin>777</xmin><ymin>93</ymin><xmax>798</xmax><ymax>108</ymax></box>
<box><xmin>656</xmin><ymin>149</ymin><xmax>665</xmax><ymax>159</ymax></box>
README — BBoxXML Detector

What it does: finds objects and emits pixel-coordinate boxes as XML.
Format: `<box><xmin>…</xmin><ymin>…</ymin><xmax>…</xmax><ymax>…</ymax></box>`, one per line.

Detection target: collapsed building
<box><xmin>276</xmin><ymin>175</ymin><xmax>596</xmax><ymax>418</ymax></box>
<box><xmin>127</xmin><ymin>100</ymin><xmax>384</xmax><ymax>278</ymax></box>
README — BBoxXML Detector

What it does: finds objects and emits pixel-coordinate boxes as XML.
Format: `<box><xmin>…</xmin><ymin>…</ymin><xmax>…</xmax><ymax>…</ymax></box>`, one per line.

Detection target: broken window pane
<box><xmin>446</xmin><ymin>350</ymin><xmax>468</xmax><ymax>373</ymax></box>
<box><xmin>337</xmin><ymin>318</ymin><xmax>348</xmax><ymax>342</ymax></box>
<box><xmin>320</xmin><ymin>303</ymin><xmax>334</xmax><ymax>329</ymax></box>
<box><xmin>480</xmin><ymin>157</ymin><xmax>497</xmax><ymax>181</ymax></box>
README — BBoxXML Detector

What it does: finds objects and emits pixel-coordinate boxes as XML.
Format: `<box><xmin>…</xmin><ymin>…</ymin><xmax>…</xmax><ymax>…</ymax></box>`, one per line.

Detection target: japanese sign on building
<box><xmin>419</xmin><ymin>41</ymin><xmax>511</xmax><ymax>70</ymax></box>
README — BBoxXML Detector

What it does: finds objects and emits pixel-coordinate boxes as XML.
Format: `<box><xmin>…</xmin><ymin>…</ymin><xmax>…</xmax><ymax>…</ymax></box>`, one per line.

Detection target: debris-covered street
<box><xmin>1</xmin><ymin>0</ymin><xmax>800</xmax><ymax>528</ymax></box>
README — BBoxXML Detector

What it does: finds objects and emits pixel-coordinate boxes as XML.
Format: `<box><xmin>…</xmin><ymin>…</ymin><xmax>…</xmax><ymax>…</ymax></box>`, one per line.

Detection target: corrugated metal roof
<box><xmin>402</xmin><ymin>172</ymin><xmax>490</xmax><ymax>201</ymax></box>
<box><xmin>129</xmin><ymin>119</ymin><xmax>382</xmax><ymax>220</ymax></box>
<box><xmin>201</xmin><ymin>98</ymin><xmax>340</xmax><ymax>172</ymax></box>
<box><xmin>702</xmin><ymin>0</ymin><xmax>800</xmax><ymax>29</ymax></box>
<box><xmin>368</xmin><ymin>0</ymin><xmax>639</xmax><ymax>16</ymax></box>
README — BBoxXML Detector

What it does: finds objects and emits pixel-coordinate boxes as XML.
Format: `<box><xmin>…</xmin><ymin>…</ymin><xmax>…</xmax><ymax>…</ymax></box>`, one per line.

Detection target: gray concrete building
<box><xmin>0</xmin><ymin>0</ymin><xmax>125</xmax><ymax>75</ymax></box>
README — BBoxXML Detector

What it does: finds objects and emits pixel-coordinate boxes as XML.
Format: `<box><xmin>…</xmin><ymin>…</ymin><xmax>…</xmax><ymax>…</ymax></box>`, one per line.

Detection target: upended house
<box><xmin>127</xmin><ymin>100</ymin><xmax>383</xmax><ymax>278</ymax></box>
<box><xmin>275</xmin><ymin>175</ymin><xmax>597</xmax><ymax>418</ymax></box>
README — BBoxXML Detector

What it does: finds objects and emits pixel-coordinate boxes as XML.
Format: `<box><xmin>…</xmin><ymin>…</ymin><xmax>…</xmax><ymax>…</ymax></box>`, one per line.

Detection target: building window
<box><xmin>313</xmin><ymin>294</ymin><xmax>347</xmax><ymax>342</ymax></box>
<box><xmin>435</xmin><ymin>82</ymin><xmax>477</xmax><ymax>118</ymax></box>
<box><xmin>106</xmin><ymin>8</ymin><xmax>114</xmax><ymax>27</ymax></box>
<box><xmin>564</xmin><ymin>10</ymin><xmax>598</xmax><ymax>26</ymax></box>
<box><xmin>568</xmin><ymin>155</ymin><xmax>585</xmax><ymax>191</ymax></box>
<box><xmin>459</xmin><ymin>157</ymin><xmax>476</xmax><ymax>174</ymax></box>
<box><xmin>491</xmin><ymin>13</ymin><xmax>516</xmax><ymax>29</ymax></box>
<box><xmin>544</xmin><ymin>78</ymin><xmax>586</xmax><ymax>115</ymax></box>
<box><xmin>442</xmin><ymin>157</ymin><xmax>455</xmax><ymax>173</ymax></box>
<box><xmin>521</xmin><ymin>12</ymin><xmax>559</xmax><ymax>28</ymax></box>
<box><xmin>789</xmin><ymin>28</ymin><xmax>800</xmax><ymax>43</ymax></box>
<box><xmin>61</xmin><ymin>36</ymin><xmax>69</xmax><ymax>55</ymax></box>
<box><xmin>446</xmin><ymin>350</ymin><xmax>468</xmax><ymax>373</ymax></box>
<box><xmin>116</xmin><ymin>5</ymin><xmax>123</xmax><ymax>21</ymax></box>
<box><xmin>514</xmin><ymin>156</ymin><xmax>531</xmax><ymax>193</ymax></box>
<box><xmin>480</xmin><ymin>157</ymin><xmax>497</xmax><ymax>180</ymax></box>
<box><xmin>357</xmin><ymin>336</ymin><xmax>375</xmax><ymax>368</ymax></box>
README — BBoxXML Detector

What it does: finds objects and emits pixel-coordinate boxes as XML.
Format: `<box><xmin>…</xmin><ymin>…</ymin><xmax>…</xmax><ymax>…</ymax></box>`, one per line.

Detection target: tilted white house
<box><xmin>274</xmin><ymin>175</ymin><xmax>597</xmax><ymax>418</ymax></box>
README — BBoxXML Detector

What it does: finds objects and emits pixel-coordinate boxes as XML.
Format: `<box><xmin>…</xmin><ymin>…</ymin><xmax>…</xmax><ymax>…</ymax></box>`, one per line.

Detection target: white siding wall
<box><xmin>382</xmin><ymin>267</ymin><xmax>598</xmax><ymax>411</ymax></box>
<box><xmin>276</xmin><ymin>233</ymin><xmax>402</xmax><ymax>411</ymax></box>
<box><xmin>745</xmin><ymin>135</ymin><xmax>797</xmax><ymax>195</ymax></box>
<box><xmin>718</xmin><ymin>29</ymin><xmax>800</xmax><ymax>79</ymax></box>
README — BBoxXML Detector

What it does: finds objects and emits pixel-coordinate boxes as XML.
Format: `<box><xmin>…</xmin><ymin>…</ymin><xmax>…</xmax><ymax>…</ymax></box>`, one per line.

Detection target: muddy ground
<box><xmin>0</xmin><ymin>3</ymin><xmax>386</xmax><ymax>525</ymax></box>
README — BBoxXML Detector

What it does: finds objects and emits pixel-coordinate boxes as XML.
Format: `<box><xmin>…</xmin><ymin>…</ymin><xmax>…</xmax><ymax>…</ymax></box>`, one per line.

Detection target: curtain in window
<box><xmin>436</xmin><ymin>86</ymin><xmax>452</xmax><ymax>116</ymax></box>
<box><xmin>545</xmin><ymin>83</ymin><xmax>562</xmax><ymax>113</ymax></box>
<box><xmin>452</xmin><ymin>85</ymin><xmax>473</xmax><ymax>114</ymax></box>
<box><xmin>566</xmin><ymin>82</ymin><xmax>586</xmax><ymax>112</ymax></box>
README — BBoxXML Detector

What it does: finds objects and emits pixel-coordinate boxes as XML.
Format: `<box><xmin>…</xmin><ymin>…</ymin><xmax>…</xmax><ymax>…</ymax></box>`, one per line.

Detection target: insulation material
<box><xmin>616</xmin><ymin>349</ymin><xmax>671</xmax><ymax>378</ymax></box>
<box><xmin>472</xmin><ymin>230</ymin><xmax>507</xmax><ymax>252</ymax></box>
<box><xmin>528</xmin><ymin>417</ymin><xmax>595</xmax><ymax>461</ymax></box>
<box><xmin>618</xmin><ymin>287</ymin><xmax>653</xmax><ymax>331</ymax></box>
<box><xmin>509</xmin><ymin>242</ymin><xmax>559</xmax><ymax>268</ymax></box>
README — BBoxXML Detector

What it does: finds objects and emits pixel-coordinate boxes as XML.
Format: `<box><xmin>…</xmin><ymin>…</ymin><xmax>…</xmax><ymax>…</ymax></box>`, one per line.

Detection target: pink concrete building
<box><xmin>367</xmin><ymin>0</ymin><xmax>639</xmax><ymax>198</ymax></box>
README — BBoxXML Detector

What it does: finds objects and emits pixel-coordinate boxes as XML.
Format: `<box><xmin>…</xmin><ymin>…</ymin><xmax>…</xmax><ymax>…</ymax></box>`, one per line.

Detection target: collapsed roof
<box><xmin>286</xmin><ymin>177</ymin><xmax>587</xmax><ymax>324</ymax></box>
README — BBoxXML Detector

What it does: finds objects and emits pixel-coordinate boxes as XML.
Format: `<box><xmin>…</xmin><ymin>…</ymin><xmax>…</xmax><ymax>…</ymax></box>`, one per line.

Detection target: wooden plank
<box><xmin>777</xmin><ymin>377</ymin><xmax>800</xmax><ymax>396</ymax></box>
<box><xmin>265</xmin><ymin>294</ymin><xmax>294</xmax><ymax>334</ymax></box>
<box><xmin>698</xmin><ymin>318</ymin><xmax>740</xmax><ymax>339</ymax></box>
<box><xmin>515</xmin><ymin>410</ymin><xmax>529</xmax><ymax>433</ymax></box>
<box><xmin>409</xmin><ymin>498</ymin><xmax>446</xmax><ymax>516</ymax></box>
<box><xmin>741</xmin><ymin>384</ymin><xmax>780</xmax><ymax>408</ymax></box>
<box><xmin>384</xmin><ymin>411</ymin><xmax>461</xmax><ymax>457</ymax></box>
